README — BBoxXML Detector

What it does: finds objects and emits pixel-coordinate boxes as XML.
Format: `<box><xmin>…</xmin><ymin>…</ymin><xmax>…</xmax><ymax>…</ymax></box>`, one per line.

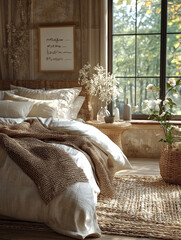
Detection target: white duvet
<box><xmin>0</xmin><ymin>117</ymin><xmax>132</xmax><ymax>239</ymax></box>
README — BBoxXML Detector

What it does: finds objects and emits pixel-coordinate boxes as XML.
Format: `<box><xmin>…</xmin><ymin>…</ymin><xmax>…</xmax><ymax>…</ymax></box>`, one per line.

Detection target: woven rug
<box><xmin>1</xmin><ymin>175</ymin><xmax>181</xmax><ymax>240</ymax></box>
<box><xmin>96</xmin><ymin>174</ymin><xmax>181</xmax><ymax>240</ymax></box>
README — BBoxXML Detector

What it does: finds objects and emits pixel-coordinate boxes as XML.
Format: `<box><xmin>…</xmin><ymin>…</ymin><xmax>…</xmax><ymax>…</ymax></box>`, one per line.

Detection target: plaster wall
<box><xmin>122</xmin><ymin>124</ymin><xmax>164</xmax><ymax>158</ymax></box>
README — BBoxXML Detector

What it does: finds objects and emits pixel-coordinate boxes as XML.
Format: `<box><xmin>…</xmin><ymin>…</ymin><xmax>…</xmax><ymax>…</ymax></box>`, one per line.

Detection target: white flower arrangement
<box><xmin>78</xmin><ymin>63</ymin><xmax>120</xmax><ymax>106</ymax></box>
<box><xmin>142</xmin><ymin>78</ymin><xmax>181</xmax><ymax>145</ymax></box>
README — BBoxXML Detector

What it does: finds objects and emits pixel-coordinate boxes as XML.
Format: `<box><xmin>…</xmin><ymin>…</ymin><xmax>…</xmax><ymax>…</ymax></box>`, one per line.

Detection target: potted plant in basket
<box><xmin>141</xmin><ymin>78</ymin><xmax>181</xmax><ymax>184</ymax></box>
<box><xmin>78</xmin><ymin>63</ymin><xmax>120</xmax><ymax>122</ymax></box>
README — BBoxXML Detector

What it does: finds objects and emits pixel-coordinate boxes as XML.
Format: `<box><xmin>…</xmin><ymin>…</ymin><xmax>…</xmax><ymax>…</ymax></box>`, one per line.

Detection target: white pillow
<box><xmin>70</xmin><ymin>96</ymin><xmax>85</xmax><ymax>119</ymax></box>
<box><xmin>0</xmin><ymin>90</ymin><xmax>17</xmax><ymax>100</ymax></box>
<box><xmin>4</xmin><ymin>92</ymin><xmax>70</xmax><ymax>119</ymax></box>
<box><xmin>45</xmin><ymin>87</ymin><xmax>82</xmax><ymax>103</ymax></box>
<box><xmin>10</xmin><ymin>85</ymin><xmax>45</xmax><ymax>99</ymax></box>
<box><xmin>10</xmin><ymin>84</ymin><xmax>45</xmax><ymax>91</ymax></box>
<box><xmin>12</xmin><ymin>86</ymin><xmax>82</xmax><ymax>105</ymax></box>
<box><xmin>0</xmin><ymin>100</ymin><xmax>33</xmax><ymax>118</ymax></box>
<box><xmin>4</xmin><ymin>92</ymin><xmax>60</xmax><ymax>118</ymax></box>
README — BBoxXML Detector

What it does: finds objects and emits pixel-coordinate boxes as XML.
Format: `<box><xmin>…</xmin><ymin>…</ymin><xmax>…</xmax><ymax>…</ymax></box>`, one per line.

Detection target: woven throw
<box><xmin>96</xmin><ymin>174</ymin><xmax>181</xmax><ymax>240</ymax></box>
<box><xmin>0</xmin><ymin>119</ymin><xmax>113</xmax><ymax>204</ymax></box>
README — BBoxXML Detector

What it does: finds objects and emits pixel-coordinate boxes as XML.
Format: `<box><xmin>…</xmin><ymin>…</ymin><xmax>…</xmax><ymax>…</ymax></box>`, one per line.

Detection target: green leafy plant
<box><xmin>142</xmin><ymin>78</ymin><xmax>181</xmax><ymax>145</ymax></box>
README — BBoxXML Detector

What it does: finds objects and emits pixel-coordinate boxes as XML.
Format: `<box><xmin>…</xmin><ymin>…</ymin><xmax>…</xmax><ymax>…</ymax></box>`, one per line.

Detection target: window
<box><xmin>109</xmin><ymin>0</ymin><xmax>181</xmax><ymax>119</ymax></box>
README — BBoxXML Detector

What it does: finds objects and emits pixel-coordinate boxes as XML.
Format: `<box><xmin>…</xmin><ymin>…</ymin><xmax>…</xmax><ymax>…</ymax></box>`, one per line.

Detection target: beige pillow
<box><xmin>69</xmin><ymin>96</ymin><xmax>85</xmax><ymax>119</ymax></box>
<box><xmin>10</xmin><ymin>85</ymin><xmax>45</xmax><ymax>99</ymax></box>
<box><xmin>0</xmin><ymin>90</ymin><xmax>17</xmax><ymax>100</ymax></box>
<box><xmin>0</xmin><ymin>100</ymin><xmax>33</xmax><ymax>118</ymax></box>
<box><xmin>4</xmin><ymin>92</ymin><xmax>60</xmax><ymax>118</ymax></box>
<box><xmin>12</xmin><ymin>85</ymin><xmax>82</xmax><ymax>105</ymax></box>
<box><xmin>4</xmin><ymin>92</ymin><xmax>70</xmax><ymax>119</ymax></box>
<box><xmin>10</xmin><ymin>84</ymin><xmax>45</xmax><ymax>91</ymax></box>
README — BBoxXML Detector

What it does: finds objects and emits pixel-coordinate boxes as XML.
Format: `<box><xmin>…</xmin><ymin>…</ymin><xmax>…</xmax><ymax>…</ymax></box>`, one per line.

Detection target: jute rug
<box><xmin>0</xmin><ymin>175</ymin><xmax>181</xmax><ymax>240</ymax></box>
<box><xmin>96</xmin><ymin>174</ymin><xmax>181</xmax><ymax>240</ymax></box>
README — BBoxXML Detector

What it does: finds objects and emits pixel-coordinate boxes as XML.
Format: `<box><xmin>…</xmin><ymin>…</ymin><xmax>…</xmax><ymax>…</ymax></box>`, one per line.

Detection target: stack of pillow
<box><xmin>0</xmin><ymin>85</ymin><xmax>85</xmax><ymax>119</ymax></box>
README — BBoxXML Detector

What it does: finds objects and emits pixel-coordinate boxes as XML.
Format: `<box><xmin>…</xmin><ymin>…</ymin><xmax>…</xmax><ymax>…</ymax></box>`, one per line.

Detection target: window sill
<box><xmin>130</xmin><ymin>120</ymin><xmax>181</xmax><ymax>125</ymax></box>
<box><xmin>126</xmin><ymin>119</ymin><xmax>181</xmax><ymax>130</ymax></box>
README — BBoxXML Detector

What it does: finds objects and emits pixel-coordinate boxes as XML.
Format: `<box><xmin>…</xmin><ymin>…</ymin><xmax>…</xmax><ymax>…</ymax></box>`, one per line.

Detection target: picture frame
<box><xmin>38</xmin><ymin>25</ymin><xmax>76</xmax><ymax>72</ymax></box>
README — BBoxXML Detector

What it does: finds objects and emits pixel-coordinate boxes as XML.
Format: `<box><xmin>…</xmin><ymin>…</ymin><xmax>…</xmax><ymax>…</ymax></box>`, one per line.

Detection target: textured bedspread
<box><xmin>0</xmin><ymin>117</ymin><xmax>132</xmax><ymax>239</ymax></box>
<box><xmin>0</xmin><ymin>119</ymin><xmax>113</xmax><ymax>204</ymax></box>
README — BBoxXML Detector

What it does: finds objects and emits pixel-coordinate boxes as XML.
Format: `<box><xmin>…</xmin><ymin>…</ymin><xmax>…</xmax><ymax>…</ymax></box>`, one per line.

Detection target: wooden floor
<box><xmin>0</xmin><ymin>158</ymin><xmax>161</xmax><ymax>240</ymax></box>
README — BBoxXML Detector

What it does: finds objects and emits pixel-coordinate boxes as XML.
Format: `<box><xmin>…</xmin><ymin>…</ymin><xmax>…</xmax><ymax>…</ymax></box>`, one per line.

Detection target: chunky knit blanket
<box><xmin>0</xmin><ymin>119</ymin><xmax>113</xmax><ymax>204</ymax></box>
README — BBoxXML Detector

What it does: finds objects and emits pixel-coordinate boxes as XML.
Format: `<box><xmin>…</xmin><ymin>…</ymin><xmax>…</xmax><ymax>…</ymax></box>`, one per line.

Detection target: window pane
<box><xmin>167</xmin><ymin>0</ymin><xmax>181</xmax><ymax>33</ymax></box>
<box><xmin>167</xmin><ymin>34</ymin><xmax>181</xmax><ymax>77</ymax></box>
<box><xmin>137</xmin><ymin>35</ymin><xmax>160</xmax><ymax>77</ymax></box>
<box><xmin>115</xmin><ymin>77</ymin><xmax>160</xmax><ymax>115</ymax></box>
<box><xmin>113</xmin><ymin>36</ymin><xmax>135</xmax><ymax>77</ymax></box>
<box><xmin>111</xmin><ymin>0</ymin><xmax>181</xmax><ymax>118</ymax></box>
<box><xmin>166</xmin><ymin>78</ymin><xmax>181</xmax><ymax>115</ymax></box>
<box><xmin>137</xmin><ymin>0</ymin><xmax>161</xmax><ymax>34</ymax></box>
<box><xmin>135</xmin><ymin>78</ymin><xmax>160</xmax><ymax>113</ymax></box>
<box><xmin>114</xmin><ymin>78</ymin><xmax>135</xmax><ymax>118</ymax></box>
<box><xmin>113</xmin><ymin>0</ymin><xmax>136</xmax><ymax>34</ymax></box>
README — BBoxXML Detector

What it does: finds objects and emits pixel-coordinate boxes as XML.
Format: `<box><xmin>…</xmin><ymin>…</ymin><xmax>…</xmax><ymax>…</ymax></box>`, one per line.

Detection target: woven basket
<box><xmin>160</xmin><ymin>143</ymin><xmax>181</xmax><ymax>185</ymax></box>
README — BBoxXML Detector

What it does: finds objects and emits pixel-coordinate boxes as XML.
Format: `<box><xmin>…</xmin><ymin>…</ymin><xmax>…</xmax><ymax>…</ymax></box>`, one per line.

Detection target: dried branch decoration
<box><xmin>3</xmin><ymin>0</ymin><xmax>32</xmax><ymax>72</ymax></box>
<box><xmin>78</xmin><ymin>63</ymin><xmax>120</xmax><ymax>106</ymax></box>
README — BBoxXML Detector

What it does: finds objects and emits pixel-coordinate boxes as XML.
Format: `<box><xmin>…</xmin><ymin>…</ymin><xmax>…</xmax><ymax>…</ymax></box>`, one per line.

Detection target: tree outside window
<box><xmin>110</xmin><ymin>0</ymin><xmax>181</xmax><ymax>119</ymax></box>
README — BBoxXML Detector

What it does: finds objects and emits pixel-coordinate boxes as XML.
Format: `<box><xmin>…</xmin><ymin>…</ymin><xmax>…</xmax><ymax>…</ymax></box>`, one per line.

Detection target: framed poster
<box><xmin>38</xmin><ymin>25</ymin><xmax>76</xmax><ymax>72</ymax></box>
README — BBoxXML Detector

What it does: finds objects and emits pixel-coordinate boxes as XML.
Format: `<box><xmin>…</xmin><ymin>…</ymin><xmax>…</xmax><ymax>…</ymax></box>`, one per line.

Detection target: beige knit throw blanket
<box><xmin>0</xmin><ymin>119</ymin><xmax>113</xmax><ymax>204</ymax></box>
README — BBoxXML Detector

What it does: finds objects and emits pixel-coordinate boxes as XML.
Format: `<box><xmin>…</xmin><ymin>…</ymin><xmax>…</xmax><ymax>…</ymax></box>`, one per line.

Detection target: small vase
<box><xmin>104</xmin><ymin>115</ymin><xmax>115</xmax><ymax>123</ymax></box>
<box><xmin>97</xmin><ymin>106</ymin><xmax>110</xmax><ymax>122</ymax></box>
<box><xmin>123</xmin><ymin>98</ymin><xmax>132</xmax><ymax>120</ymax></box>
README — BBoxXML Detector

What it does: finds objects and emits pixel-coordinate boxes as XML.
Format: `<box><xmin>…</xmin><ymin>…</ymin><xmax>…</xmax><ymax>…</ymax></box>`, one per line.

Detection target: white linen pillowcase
<box><xmin>44</xmin><ymin>87</ymin><xmax>82</xmax><ymax>105</ymax></box>
<box><xmin>10</xmin><ymin>85</ymin><xmax>45</xmax><ymax>99</ymax></box>
<box><xmin>10</xmin><ymin>85</ymin><xmax>45</xmax><ymax>98</ymax></box>
<box><xmin>0</xmin><ymin>100</ymin><xmax>33</xmax><ymax>118</ymax></box>
<box><xmin>69</xmin><ymin>96</ymin><xmax>85</xmax><ymax>119</ymax></box>
<box><xmin>10</xmin><ymin>84</ymin><xmax>45</xmax><ymax>91</ymax></box>
<box><xmin>0</xmin><ymin>90</ymin><xmax>17</xmax><ymax>100</ymax></box>
<box><xmin>11</xmin><ymin>85</ymin><xmax>82</xmax><ymax>106</ymax></box>
<box><xmin>4</xmin><ymin>92</ymin><xmax>62</xmax><ymax>118</ymax></box>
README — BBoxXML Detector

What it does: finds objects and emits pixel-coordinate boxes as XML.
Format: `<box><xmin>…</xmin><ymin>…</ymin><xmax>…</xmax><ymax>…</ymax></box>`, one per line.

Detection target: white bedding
<box><xmin>0</xmin><ymin>117</ymin><xmax>132</xmax><ymax>239</ymax></box>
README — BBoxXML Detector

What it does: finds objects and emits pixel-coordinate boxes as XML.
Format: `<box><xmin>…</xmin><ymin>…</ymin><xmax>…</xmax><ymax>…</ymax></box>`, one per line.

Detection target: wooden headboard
<box><xmin>0</xmin><ymin>79</ymin><xmax>93</xmax><ymax>121</ymax></box>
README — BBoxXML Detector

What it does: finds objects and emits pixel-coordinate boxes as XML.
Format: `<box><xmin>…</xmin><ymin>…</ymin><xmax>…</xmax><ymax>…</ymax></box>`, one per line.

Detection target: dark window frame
<box><xmin>108</xmin><ymin>0</ymin><xmax>181</xmax><ymax>120</ymax></box>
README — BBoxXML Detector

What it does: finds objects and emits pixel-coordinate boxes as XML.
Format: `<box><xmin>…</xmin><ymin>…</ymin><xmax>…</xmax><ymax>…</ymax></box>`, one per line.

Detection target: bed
<box><xmin>0</xmin><ymin>79</ymin><xmax>132</xmax><ymax>239</ymax></box>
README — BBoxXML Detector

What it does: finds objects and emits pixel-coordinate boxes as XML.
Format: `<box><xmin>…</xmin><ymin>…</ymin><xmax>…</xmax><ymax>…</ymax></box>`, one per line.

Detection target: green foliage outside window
<box><xmin>112</xmin><ymin>0</ymin><xmax>181</xmax><ymax>117</ymax></box>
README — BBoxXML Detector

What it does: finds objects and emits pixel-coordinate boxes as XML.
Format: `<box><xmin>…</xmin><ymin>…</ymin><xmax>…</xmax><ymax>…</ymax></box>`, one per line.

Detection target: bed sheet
<box><xmin>0</xmin><ymin>117</ymin><xmax>132</xmax><ymax>239</ymax></box>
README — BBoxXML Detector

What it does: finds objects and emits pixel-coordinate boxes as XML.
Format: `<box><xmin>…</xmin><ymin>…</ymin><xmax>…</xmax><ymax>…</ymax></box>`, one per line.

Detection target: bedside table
<box><xmin>86</xmin><ymin>120</ymin><xmax>132</xmax><ymax>150</ymax></box>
